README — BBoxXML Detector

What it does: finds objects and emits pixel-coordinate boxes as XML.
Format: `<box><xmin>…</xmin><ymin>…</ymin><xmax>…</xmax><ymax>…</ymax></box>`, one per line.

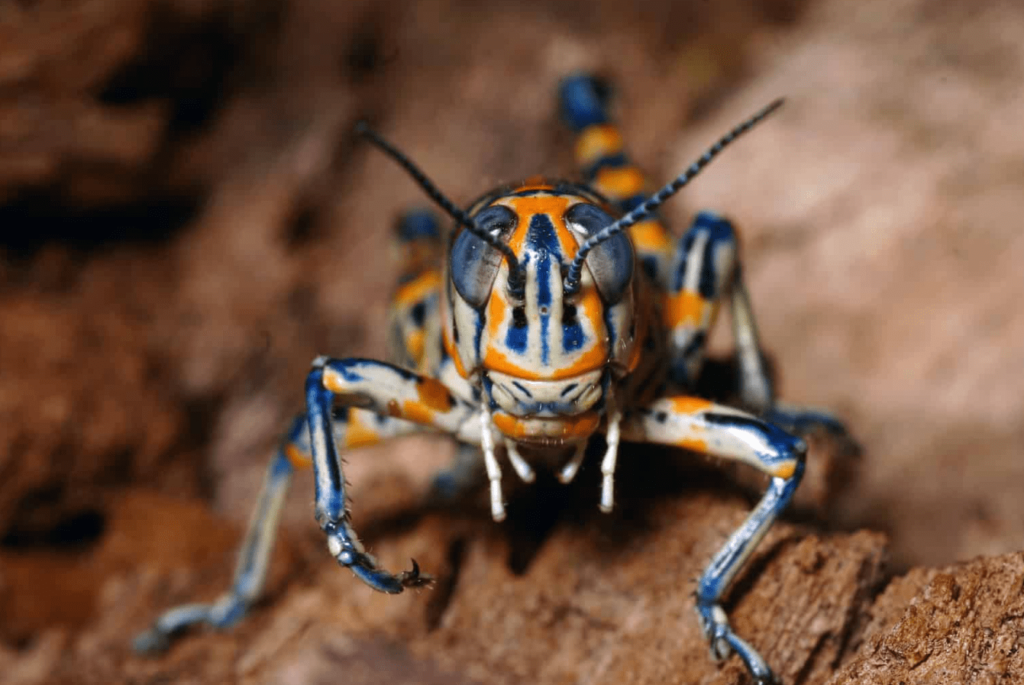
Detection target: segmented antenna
<box><xmin>563</xmin><ymin>98</ymin><xmax>785</xmax><ymax>297</ymax></box>
<box><xmin>356</xmin><ymin>122</ymin><xmax>525</xmax><ymax>298</ymax></box>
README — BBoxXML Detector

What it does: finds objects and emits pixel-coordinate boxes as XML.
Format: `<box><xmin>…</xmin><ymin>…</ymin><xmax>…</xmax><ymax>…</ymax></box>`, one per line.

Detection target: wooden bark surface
<box><xmin>3</xmin><ymin>0</ymin><xmax>1024</xmax><ymax>683</ymax></box>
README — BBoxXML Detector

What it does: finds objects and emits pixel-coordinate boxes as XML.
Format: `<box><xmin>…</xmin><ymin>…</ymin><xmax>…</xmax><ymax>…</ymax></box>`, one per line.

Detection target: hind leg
<box><xmin>133</xmin><ymin>406</ymin><xmax>428</xmax><ymax>652</ymax></box>
<box><xmin>133</xmin><ymin>415</ymin><xmax>309</xmax><ymax>653</ymax></box>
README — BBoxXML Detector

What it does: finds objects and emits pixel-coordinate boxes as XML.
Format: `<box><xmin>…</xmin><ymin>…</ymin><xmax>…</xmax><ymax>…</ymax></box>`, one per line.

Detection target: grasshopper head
<box><xmin>446</xmin><ymin>180</ymin><xmax>638</xmax><ymax>446</ymax></box>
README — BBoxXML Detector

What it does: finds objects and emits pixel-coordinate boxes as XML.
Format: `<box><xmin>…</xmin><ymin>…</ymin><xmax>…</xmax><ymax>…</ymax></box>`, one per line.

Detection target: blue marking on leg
<box><xmin>305</xmin><ymin>361</ymin><xmax>433</xmax><ymax>595</ymax></box>
<box><xmin>306</xmin><ymin>368</ymin><xmax>345</xmax><ymax>523</ymax></box>
<box><xmin>695</xmin><ymin>451</ymin><xmax>804</xmax><ymax>684</ymax></box>
<box><xmin>558</xmin><ymin>73</ymin><xmax>609</xmax><ymax>132</ymax></box>
<box><xmin>671</xmin><ymin>213</ymin><xmax>736</xmax><ymax>296</ymax></box>
<box><xmin>696</xmin><ymin>464</ymin><xmax>803</xmax><ymax>603</ymax></box>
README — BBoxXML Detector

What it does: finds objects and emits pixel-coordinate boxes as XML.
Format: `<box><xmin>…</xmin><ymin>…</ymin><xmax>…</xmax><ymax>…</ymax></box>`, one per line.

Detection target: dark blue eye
<box><xmin>564</xmin><ymin>203</ymin><xmax>634</xmax><ymax>304</ymax></box>
<box><xmin>450</xmin><ymin>205</ymin><xmax>517</xmax><ymax>308</ymax></box>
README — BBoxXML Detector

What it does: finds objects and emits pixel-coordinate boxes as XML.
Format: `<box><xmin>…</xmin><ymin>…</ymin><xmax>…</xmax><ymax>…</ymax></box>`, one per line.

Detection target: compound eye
<box><xmin>450</xmin><ymin>204</ymin><xmax>518</xmax><ymax>308</ymax></box>
<box><xmin>564</xmin><ymin>203</ymin><xmax>634</xmax><ymax>304</ymax></box>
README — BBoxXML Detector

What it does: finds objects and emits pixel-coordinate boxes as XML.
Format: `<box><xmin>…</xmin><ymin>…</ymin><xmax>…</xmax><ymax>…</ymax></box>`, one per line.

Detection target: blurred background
<box><xmin>1</xmin><ymin>0</ymin><xmax>1023</xmax><ymax>679</ymax></box>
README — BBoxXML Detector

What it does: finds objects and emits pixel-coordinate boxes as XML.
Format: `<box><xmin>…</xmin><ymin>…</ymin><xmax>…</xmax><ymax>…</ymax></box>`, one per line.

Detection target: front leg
<box><xmin>623</xmin><ymin>397</ymin><xmax>806</xmax><ymax>684</ymax></box>
<box><xmin>306</xmin><ymin>356</ymin><xmax>480</xmax><ymax>593</ymax></box>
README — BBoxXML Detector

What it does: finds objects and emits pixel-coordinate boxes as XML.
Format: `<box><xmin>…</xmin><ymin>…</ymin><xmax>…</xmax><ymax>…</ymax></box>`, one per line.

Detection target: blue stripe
<box><xmin>527</xmin><ymin>214</ymin><xmax>561</xmax><ymax>365</ymax></box>
<box><xmin>583</xmin><ymin>152</ymin><xmax>629</xmax><ymax>181</ymax></box>
<box><xmin>558</xmin><ymin>74</ymin><xmax>608</xmax><ymax>132</ymax></box>
<box><xmin>538</xmin><ymin>249</ymin><xmax>551</xmax><ymax>364</ymax></box>
<box><xmin>506</xmin><ymin>321</ymin><xmax>528</xmax><ymax>353</ymax></box>
<box><xmin>620</xmin><ymin>193</ymin><xmax>647</xmax><ymax>212</ymax></box>
<box><xmin>563</xmin><ymin>321</ymin><xmax>585</xmax><ymax>352</ymax></box>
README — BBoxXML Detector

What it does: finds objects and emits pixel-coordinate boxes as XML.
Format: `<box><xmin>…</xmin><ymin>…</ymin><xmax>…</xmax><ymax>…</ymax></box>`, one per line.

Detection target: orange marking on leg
<box><xmin>322</xmin><ymin>368</ymin><xmax>347</xmax><ymax>394</ymax></box>
<box><xmin>401</xmin><ymin>400</ymin><xmax>433</xmax><ymax>425</ymax></box>
<box><xmin>575</xmin><ymin>124</ymin><xmax>623</xmax><ymax>167</ymax></box>
<box><xmin>666</xmin><ymin>291</ymin><xmax>709</xmax><ymax>328</ymax></box>
<box><xmin>670</xmin><ymin>397</ymin><xmax>714</xmax><ymax>414</ymax></box>
<box><xmin>677</xmin><ymin>437</ymin><xmax>708</xmax><ymax>452</ymax></box>
<box><xmin>417</xmin><ymin>377</ymin><xmax>453</xmax><ymax>412</ymax></box>
<box><xmin>285</xmin><ymin>444</ymin><xmax>312</xmax><ymax>469</ymax></box>
<box><xmin>393</xmin><ymin>270</ymin><xmax>442</xmax><ymax>308</ymax></box>
<box><xmin>595</xmin><ymin>166</ymin><xmax>645</xmax><ymax>199</ymax></box>
<box><xmin>772</xmin><ymin>462</ymin><xmax>797</xmax><ymax>479</ymax></box>
<box><xmin>345</xmin><ymin>412</ymin><xmax>382</xmax><ymax>448</ymax></box>
<box><xmin>629</xmin><ymin>219</ymin><xmax>672</xmax><ymax>253</ymax></box>
<box><xmin>406</xmin><ymin>330</ymin><xmax>425</xmax><ymax>364</ymax></box>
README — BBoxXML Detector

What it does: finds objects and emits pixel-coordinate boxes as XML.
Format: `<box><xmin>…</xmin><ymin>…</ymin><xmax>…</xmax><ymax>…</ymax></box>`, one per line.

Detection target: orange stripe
<box><xmin>285</xmin><ymin>444</ymin><xmax>312</xmax><ymax>469</ymax></box>
<box><xmin>401</xmin><ymin>400</ymin><xmax>433</xmax><ymax>425</ymax></box>
<box><xmin>665</xmin><ymin>291</ymin><xmax>709</xmax><ymax>328</ymax></box>
<box><xmin>670</xmin><ymin>397</ymin><xmax>713</xmax><ymax>414</ymax></box>
<box><xmin>677</xmin><ymin>437</ymin><xmax>708</xmax><ymax>452</ymax></box>
<box><xmin>629</xmin><ymin>219</ymin><xmax>672</xmax><ymax>253</ymax></box>
<box><xmin>575</xmin><ymin>125</ymin><xmax>623</xmax><ymax>167</ymax></box>
<box><xmin>406</xmin><ymin>329</ymin><xmax>425</xmax><ymax>364</ymax></box>
<box><xmin>486</xmin><ymin>287</ymin><xmax>508</xmax><ymax>347</ymax></box>
<box><xmin>500</xmin><ymin>195</ymin><xmax>576</xmax><ymax>258</ymax></box>
<box><xmin>594</xmin><ymin>166</ymin><xmax>645</xmax><ymax>199</ymax></box>
<box><xmin>492</xmin><ymin>411</ymin><xmax>600</xmax><ymax>441</ymax></box>
<box><xmin>393</xmin><ymin>270</ymin><xmax>442</xmax><ymax>307</ymax></box>
<box><xmin>772</xmin><ymin>462</ymin><xmax>797</xmax><ymax>479</ymax></box>
<box><xmin>483</xmin><ymin>280</ymin><xmax>609</xmax><ymax>380</ymax></box>
<box><xmin>442</xmin><ymin>326</ymin><xmax>469</xmax><ymax>378</ymax></box>
<box><xmin>417</xmin><ymin>377</ymin><xmax>453</xmax><ymax>412</ymax></box>
<box><xmin>322</xmin><ymin>368</ymin><xmax>347</xmax><ymax>394</ymax></box>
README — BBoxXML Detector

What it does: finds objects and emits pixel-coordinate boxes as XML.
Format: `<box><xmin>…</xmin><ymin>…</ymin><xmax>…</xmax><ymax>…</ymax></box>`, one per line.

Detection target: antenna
<box><xmin>357</xmin><ymin>122</ymin><xmax>525</xmax><ymax>298</ymax></box>
<box><xmin>563</xmin><ymin>98</ymin><xmax>785</xmax><ymax>296</ymax></box>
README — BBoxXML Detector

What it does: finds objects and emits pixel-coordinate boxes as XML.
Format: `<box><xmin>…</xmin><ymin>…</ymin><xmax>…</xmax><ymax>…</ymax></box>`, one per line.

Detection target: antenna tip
<box><xmin>354</xmin><ymin>120</ymin><xmax>371</xmax><ymax>136</ymax></box>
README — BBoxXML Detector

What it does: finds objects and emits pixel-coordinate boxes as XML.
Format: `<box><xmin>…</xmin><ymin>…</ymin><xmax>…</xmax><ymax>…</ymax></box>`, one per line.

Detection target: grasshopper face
<box><xmin>444</xmin><ymin>179</ymin><xmax>638</xmax><ymax>447</ymax></box>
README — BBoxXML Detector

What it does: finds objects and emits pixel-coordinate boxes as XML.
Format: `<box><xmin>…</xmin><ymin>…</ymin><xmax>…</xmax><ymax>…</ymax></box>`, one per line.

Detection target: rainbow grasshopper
<box><xmin>135</xmin><ymin>74</ymin><xmax>853</xmax><ymax>684</ymax></box>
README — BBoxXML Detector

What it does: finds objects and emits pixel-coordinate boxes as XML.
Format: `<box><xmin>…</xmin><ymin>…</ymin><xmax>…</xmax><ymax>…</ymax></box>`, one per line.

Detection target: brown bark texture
<box><xmin>1</xmin><ymin>0</ymin><xmax>1023</xmax><ymax>683</ymax></box>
